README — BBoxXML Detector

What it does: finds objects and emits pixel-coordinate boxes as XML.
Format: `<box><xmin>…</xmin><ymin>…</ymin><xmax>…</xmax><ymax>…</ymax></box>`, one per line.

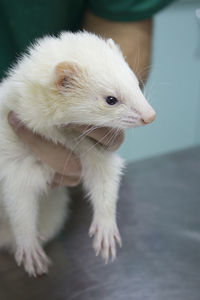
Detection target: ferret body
<box><xmin>0</xmin><ymin>32</ymin><xmax>155</xmax><ymax>276</ymax></box>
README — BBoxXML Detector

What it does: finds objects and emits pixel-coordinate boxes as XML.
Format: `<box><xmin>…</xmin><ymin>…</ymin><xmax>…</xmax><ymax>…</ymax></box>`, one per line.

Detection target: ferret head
<box><xmin>18</xmin><ymin>32</ymin><xmax>155</xmax><ymax>130</ymax></box>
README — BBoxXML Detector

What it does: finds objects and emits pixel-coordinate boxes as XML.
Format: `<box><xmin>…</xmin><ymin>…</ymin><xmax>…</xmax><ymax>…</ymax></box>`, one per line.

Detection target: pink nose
<box><xmin>142</xmin><ymin>111</ymin><xmax>156</xmax><ymax>124</ymax></box>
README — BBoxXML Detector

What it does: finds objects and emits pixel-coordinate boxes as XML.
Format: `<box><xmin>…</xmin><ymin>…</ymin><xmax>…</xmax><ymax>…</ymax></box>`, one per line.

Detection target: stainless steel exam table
<box><xmin>1</xmin><ymin>146</ymin><xmax>200</xmax><ymax>300</ymax></box>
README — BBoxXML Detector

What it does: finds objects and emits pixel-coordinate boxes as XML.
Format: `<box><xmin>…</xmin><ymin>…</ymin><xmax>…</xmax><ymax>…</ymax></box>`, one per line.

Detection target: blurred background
<box><xmin>119</xmin><ymin>0</ymin><xmax>200</xmax><ymax>162</ymax></box>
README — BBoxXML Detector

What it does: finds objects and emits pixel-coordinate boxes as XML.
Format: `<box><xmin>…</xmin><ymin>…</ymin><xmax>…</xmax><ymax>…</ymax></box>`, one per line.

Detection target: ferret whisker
<box><xmin>80</xmin><ymin>127</ymin><xmax>117</xmax><ymax>157</ymax></box>
<box><xmin>137</xmin><ymin>64</ymin><xmax>153</xmax><ymax>80</ymax></box>
<box><xmin>144</xmin><ymin>78</ymin><xmax>158</xmax><ymax>103</ymax></box>
<box><xmin>110</xmin><ymin>130</ymin><xmax>122</xmax><ymax>149</ymax></box>
<box><xmin>101</xmin><ymin>127</ymin><xmax>121</xmax><ymax>149</ymax></box>
<box><xmin>57</xmin><ymin>150</ymin><xmax>74</xmax><ymax>187</ymax></box>
<box><xmin>100</xmin><ymin>129</ymin><xmax>117</xmax><ymax>150</ymax></box>
<box><xmin>134</xmin><ymin>33</ymin><xmax>140</xmax><ymax>76</ymax></box>
<box><xmin>104</xmin><ymin>127</ymin><xmax>121</xmax><ymax>149</ymax></box>
<box><xmin>139</xmin><ymin>77</ymin><xmax>145</xmax><ymax>91</ymax></box>
<box><xmin>59</xmin><ymin>123</ymin><xmax>113</xmax><ymax>185</ymax></box>
<box><xmin>76</xmin><ymin>125</ymin><xmax>98</xmax><ymax>143</ymax></box>
<box><xmin>58</xmin><ymin>125</ymin><xmax>99</xmax><ymax>185</ymax></box>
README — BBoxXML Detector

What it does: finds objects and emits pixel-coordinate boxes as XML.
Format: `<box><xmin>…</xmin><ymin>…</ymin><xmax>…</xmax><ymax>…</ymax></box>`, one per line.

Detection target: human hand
<box><xmin>8</xmin><ymin>112</ymin><xmax>124</xmax><ymax>188</ymax></box>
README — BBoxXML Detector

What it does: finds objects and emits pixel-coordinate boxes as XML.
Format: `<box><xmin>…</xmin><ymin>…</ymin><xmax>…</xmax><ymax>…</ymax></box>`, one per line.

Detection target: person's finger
<box><xmin>69</xmin><ymin>125</ymin><xmax>125</xmax><ymax>151</ymax></box>
<box><xmin>8</xmin><ymin>111</ymin><xmax>82</xmax><ymax>176</ymax></box>
<box><xmin>51</xmin><ymin>173</ymin><xmax>81</xmax><ymax>188</ymax></box>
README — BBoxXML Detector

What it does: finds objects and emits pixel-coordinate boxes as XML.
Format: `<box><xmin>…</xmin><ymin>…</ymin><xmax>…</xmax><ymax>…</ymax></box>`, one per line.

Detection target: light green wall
<box><xmin>118</xmin><ymin>0</ymin><xmax>200</xmax><ymax>162</ymax></box>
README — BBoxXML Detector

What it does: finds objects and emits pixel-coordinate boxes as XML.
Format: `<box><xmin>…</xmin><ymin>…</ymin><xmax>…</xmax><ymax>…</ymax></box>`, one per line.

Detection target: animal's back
<box><xmin>0</xmin><ymin>79</ymin><xmax>70</xmax><ymax>252</ymax></box>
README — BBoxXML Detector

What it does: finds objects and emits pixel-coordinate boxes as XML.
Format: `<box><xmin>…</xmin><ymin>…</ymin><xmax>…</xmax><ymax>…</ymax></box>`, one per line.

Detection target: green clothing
<box><xmin>0</xmin><ymin>0</ymin><xmax>174</xmax><ymax>79</ymax></box>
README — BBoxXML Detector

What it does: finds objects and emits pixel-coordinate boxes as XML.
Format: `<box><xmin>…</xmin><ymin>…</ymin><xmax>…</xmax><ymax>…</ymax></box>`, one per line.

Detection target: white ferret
<box><xmin>0</xmin><ymin>31</ymin><xmax>155</xmax><ymax>276</ymax></box>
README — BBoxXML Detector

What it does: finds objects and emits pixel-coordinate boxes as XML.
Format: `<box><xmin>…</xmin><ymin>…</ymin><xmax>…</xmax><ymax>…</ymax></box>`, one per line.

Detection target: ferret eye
<box><xmin>105</xmin><ymin>96</ymin><xmax>118</xmax><ymax>105</ymax></box>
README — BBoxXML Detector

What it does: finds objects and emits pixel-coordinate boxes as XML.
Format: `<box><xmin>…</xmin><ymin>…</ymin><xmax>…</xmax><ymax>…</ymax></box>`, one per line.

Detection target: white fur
<box><xmin>0</xmin><ymin>31</ymin><xmax>155</xmax><ymax>276</ymax></box>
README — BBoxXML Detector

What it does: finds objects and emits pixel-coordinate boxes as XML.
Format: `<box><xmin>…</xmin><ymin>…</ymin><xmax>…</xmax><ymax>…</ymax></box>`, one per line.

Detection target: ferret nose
<box><xmin>142</xmin><ymin>111</ymin><xmax>156</xmax><ymax>124</ymax></box>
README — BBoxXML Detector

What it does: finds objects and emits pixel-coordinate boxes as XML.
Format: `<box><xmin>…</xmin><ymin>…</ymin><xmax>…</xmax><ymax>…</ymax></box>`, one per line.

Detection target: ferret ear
<box><xmin>53</xmin><ymin>61</ymin><xmax>82</xmax><ymax>91</ymax></box>
<box><xmin>106</xmin><ymin>38</ymin><xmax>122</xmax><ymax>56</ymax></box>
<box><xmin>107</xmin><ymin>38</ymin><xmax>116</xmax><ymax>49</ymax></box>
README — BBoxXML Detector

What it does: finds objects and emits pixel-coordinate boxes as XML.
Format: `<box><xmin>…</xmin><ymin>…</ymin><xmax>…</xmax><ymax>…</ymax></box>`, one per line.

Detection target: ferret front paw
<box><xmin>15</xmin><ymin>239</ymin><xmax>51</xmax><ymax>277</ymax></box>
<box><xmin>89</xmin><ymin>220</ymin><xmax>122</xmax><ymax>264</ymax></box>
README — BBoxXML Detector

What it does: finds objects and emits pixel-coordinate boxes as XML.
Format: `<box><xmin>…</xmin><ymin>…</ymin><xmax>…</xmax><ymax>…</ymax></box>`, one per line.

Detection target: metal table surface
<box><xmin>1</xmin><ymin>146</ymin><xmax>200</xmax><ymax>300</ymax></box>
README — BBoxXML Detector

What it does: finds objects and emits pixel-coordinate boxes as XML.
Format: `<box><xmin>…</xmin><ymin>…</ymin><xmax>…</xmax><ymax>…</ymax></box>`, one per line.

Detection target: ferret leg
<box><xmin>2</xmin><ymin>168</ymin><xmax>51</xmax><ymax>277</ymax></box>
<box><xmin>38</xmin><ymin>187</ymin><xmax>69</xmax><ymax>243</ymax></box>
<box><xmin>81</xmin><ymin>151</ymin><xmax>124</xmax><ymax>263</ymax></box>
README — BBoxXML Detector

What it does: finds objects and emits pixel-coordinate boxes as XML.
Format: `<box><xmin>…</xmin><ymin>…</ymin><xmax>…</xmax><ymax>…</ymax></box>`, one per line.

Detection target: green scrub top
<box><xmin>0</xmin><ymin>0</ymin><xmax>174</xmax><ymax>79</ymax></box>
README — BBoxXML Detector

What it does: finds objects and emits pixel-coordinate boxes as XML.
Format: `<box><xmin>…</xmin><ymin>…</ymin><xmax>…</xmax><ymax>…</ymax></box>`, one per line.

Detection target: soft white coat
<box><xmin>0</xmin><ymin>32</ymin><xmax>155</xmax><ymax>276</ymax></box>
